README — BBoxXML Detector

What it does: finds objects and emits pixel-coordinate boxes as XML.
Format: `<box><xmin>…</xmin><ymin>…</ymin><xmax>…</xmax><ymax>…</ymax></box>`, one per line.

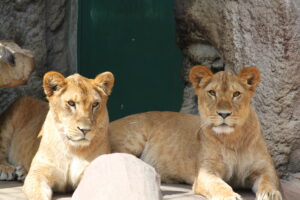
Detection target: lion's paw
<box><xmin>0</xmin><ymin>163</ymin><xmax>16</xmax><ymax>180</ymax></box>
<box><xmin>15</xmin><ymin>166</ymin><xmax>27</xmax><ymax>182</ymax></box>
<box><xmin>211</xmin><ymin>192</ymin><xmax>242</xmax><ymax>200</ymax></box>
<box><xmin>256</xmin><ymin>190</ymin><xmax>282</xmax><ymax>200</ymax></box>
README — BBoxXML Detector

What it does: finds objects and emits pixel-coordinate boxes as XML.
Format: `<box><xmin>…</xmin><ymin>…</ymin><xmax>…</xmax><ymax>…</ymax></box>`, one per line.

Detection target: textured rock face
<box><xmin>0</xmin><ymin>0</ymin><xmax>77</xmax><ymax>114</ymax></box>
<box><xmin>175</xmin><ymin>0</ymin><xmax>300</xmax><ymax>175</ymax></box>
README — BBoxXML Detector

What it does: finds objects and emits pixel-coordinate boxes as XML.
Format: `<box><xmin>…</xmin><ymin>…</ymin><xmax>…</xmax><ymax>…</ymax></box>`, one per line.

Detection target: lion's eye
<box><xmin>67</xmin><ymin>101</ymin><xmax>75</xmax><ymax>107</ymax></box>
<box><xmin>92</xmin><ymin>102</ymin><xmax>99</xmax><ymax>108</ymax></box>
<box><xmin>208</xmin><ymin>90</ymin><xmax>216</xmax><ymax>96</ymax></box>
<box><xmin>233</xmin><ymin>91</ymin><xmax>241</xmax><ymax>98</ymax></box>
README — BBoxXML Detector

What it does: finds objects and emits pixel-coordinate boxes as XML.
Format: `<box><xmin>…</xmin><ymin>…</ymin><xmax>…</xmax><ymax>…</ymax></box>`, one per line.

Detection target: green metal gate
<box><xmin>78</xmin><ymin>0</ymin><xmax>183</xmax><ymax>120</ymax></box>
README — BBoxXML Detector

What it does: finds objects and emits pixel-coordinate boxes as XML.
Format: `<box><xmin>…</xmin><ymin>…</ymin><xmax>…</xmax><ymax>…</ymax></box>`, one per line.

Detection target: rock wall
<box><xmin>0</xmin><ymin>0</ymin><xmax>77</xmax><ymax>114</ymax></box>
<box><xmin>175</xmin><ymin>0</ymin><xmax>300</xmax><ymax>176</ymax></box>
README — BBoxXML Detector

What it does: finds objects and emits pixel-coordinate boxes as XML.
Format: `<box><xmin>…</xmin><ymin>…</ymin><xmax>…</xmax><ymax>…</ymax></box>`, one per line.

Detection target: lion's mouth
<box><xmin>218</xmin><ymin>122</ymin><xmax>229</xmax><ymax>127</ymax></box>
<box><xmin>66</xmin><ymin>135</ymin><xmax>87</xmax><ymax>142</ymax></box>
<box><xmin>212</xmin><ymin>123</ymin><xmax>234</xmax><ymax>134</ymax></box>
<box><xmin>218</xmin><ymin>123</ymin><xmax>230</xmax><ymax>127</ymax></box>
<box><xmin>214</xmin><ymin>122</ymin><xmax>233</xmax><ymax>128</ymax></box>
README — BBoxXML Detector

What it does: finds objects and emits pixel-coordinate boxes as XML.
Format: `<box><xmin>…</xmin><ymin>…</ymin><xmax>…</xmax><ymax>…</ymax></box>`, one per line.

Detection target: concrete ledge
<box><xmin>1</xmin><ymin>175</ymin><xmax>299</xmax><ymax>200</ymax></box>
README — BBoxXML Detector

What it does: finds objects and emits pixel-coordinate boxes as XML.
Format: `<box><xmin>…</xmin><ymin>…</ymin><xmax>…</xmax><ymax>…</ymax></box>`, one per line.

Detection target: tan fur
<box><xmin>22</xmin><ymin>71</ymin><xmax>114</xmax><ymax>200</ymax></box>
<box><xmin>0</xmin><ymin>97</ymin><xmax>48</xmax><ymax>180</ymax></box>
<box><xmin>109</xmin><ymin>66</ymin><xmax>282</xmax><ymax>200</ymax></box>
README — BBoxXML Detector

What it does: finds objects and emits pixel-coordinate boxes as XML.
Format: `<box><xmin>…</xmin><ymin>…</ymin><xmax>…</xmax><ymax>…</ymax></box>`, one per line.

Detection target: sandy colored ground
<box><xmin>1</xmin><ymin>175</ymin><xmax>299</xmax><ymax>200</ymax></box>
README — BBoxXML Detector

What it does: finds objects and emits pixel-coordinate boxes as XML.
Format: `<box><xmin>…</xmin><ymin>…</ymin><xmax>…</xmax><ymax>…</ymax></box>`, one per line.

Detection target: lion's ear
<box><xmin>189</xmin><ymin>65</ymin><xmax>213</xmax><ymax>89</ymax></box>
<box><xmin>238</xmin><ymin>67</ymin><xmax>260</xmax><ymax>92</ymax></box>
<box><xmin>43</xmin><ymin>71</ymin><xmax>66</xmax><ymax>97</ymax></box>
<box><xmin>94</xmin><ymin>72</ymin><xmax>115</xmax><ymax>96</ymax></box>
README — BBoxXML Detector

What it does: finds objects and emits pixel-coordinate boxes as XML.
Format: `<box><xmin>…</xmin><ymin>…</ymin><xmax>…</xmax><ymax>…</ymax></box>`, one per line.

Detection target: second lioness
<box><xmin>109</xmin><ymin>66</ymin><xmax>282</xmax><ymax>200</ymax></box>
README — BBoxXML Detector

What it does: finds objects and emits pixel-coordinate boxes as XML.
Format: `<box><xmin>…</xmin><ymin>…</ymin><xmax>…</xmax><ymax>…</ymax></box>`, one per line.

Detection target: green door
<box><xmin>78</xmin><ymin>0</ymin><xmax>183</xmax><ymax>120</ymax></box>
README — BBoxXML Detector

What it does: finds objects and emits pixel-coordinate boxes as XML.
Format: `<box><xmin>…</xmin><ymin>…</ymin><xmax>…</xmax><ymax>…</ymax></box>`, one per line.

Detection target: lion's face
<box><xmin>43</xmin><ymin>71</ymin><xmax>114</xmax><ymax>147</ymax></box>
<box><xmin>190</xmin><ymin>66</ymin><xmax>260</xmax><ymax>134</ymax></box>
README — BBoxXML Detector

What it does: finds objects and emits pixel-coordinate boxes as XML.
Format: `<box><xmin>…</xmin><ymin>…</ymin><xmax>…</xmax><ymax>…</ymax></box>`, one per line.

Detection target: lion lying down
<box><xmin>0</xmin><ymin>97</ymin><xmax>48</xmax><ymax>181</ymax></box>
<box><xmin>0</xmin><ymin>70</ymin><xmax>114</xmax><ymax>200</ymax></box>
<box><xmin>109</xmin><ymin>66</ymin><xmax>282</xmax><ymax>200</ymax></box>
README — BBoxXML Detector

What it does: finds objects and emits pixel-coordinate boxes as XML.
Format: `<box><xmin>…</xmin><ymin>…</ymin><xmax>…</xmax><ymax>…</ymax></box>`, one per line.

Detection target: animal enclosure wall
<box><xmin>0</xmin><ymin>0</ymin><xmax>77</xmax><ymax>114</ymax></box>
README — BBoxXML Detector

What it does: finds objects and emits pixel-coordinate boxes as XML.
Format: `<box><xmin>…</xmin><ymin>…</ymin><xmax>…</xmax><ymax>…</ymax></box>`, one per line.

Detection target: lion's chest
<box><xmin>67</xmin><ymin>158</ymin><xmax>90</xmax><ymax>188</ymax></box>
<box><xmin>52</xmin><ymin>157</ymin><xmax>90</xmax><ymax>192</ymax></box>
<box><xmin>221</xmin><ymin>149</ymin><xmax>256</xmax><ymax>187</ymax></box>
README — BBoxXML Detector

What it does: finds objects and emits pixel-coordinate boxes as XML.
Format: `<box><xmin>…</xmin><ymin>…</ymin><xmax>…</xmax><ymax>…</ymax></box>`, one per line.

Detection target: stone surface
<box><xmin>0</xmin><ymin>0</ymin><xmax>77</xmax><ymax>114</ymax></box>
<box><xmin>73</xmin><ymin>153</ymin><xmax>162</xmax><ymax>200</ymax></box>
<box><xmin>175</xmin><ymin>0</ymin><xmax>300</xmax><ymax>176</ymax></box>
<box><xmin>0</xmin><ymin>41</ymin><xmax>35</xmax><ymax>88</ymax></box>
<box><xmin>2</xmin><ymin>178</ymin><xmax>300</xmax><ymax>200</ymax></box>
<box><xmin>288</xmin><ymin>140</ymin><xmax>300</xmax><ymax>173</ymax></box>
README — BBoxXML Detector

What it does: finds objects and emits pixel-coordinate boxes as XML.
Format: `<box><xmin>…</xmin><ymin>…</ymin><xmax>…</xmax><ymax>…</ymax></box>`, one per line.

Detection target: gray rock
<box><xmin>180</xmin><ymin>84</ymin><xmax>198</xmax><ymax>115</ymax></box>
<box><xmin>175</xmin><ymin>0</ymin><xmax>300</xmax><ymax>176</ymax></box>
<box><xmin>72</xmin><ymin>153</ymin><xmax>162</xmax><ymax>200</ymax></box>
<box><xmin>288</xmin><ymin>140</ymin><xmax>300</xmax><ymax>173</ymax></box>
<box><xmin>0</xmin><ymin>0</ymin><xmax>77</xmax><ymax>114</ymax></box>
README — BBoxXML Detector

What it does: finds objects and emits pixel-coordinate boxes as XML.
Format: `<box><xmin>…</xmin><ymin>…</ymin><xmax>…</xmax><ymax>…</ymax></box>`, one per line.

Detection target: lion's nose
<box><xmin>77</xmin><ymin>127</ymin><xmax>91</xmax><ymax>135</ymax></box>
<box><xmin>217</xmin><ymin>111</ymin><xmax>232</xmax><ymax>119</ymax></box>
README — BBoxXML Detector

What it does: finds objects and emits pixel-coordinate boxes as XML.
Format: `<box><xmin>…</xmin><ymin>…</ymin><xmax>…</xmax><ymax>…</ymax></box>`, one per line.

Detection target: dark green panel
<box><xmin>78</xmin><ymin>0</ymin><xmax>183</xmax><ymax>120</ymax></box>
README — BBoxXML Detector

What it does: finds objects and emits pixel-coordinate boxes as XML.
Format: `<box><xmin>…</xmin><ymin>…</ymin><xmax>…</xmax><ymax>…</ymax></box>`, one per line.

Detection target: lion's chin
<box><xmin>212</xmin><ymin>125</ymin><xmax>234</xmax><ymax>134</ymax></box>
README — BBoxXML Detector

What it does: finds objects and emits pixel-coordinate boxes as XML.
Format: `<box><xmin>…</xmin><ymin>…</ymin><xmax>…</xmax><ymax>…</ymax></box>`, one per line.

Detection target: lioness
<box><xmin>13</xmin><ymin>71</ymin><xmax>113</xmax><ymax>200</ymax></box>
<box><xmin>109</xmin><ymin>66</ymin><xmax>282</xmax><ymax>200</ymax></box>
<box><xmin>0</xmin><ymin>97</ymin><xmax>48</xmax><ymax>181</ymax></box>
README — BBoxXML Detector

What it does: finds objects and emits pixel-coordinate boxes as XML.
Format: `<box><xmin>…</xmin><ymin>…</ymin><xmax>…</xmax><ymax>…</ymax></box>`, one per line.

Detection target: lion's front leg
<box><xmin>252</xmin><ymin>171</ymin><xmax>282</xmax><ymax>200</ymax></box>
<box><xmin>23</xmin><ymin>168</ymin><xmax>53</xmax><ymax>200</ymax></box>
<box><xmin>0</xmin><ymin>129</ymin><xmax>16</xmax><ymax>180</ymax></box>
<box><xmin>193</xmin><ymin>169</ymin><xmax>242</xmax><ymax>200</ymax></box>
